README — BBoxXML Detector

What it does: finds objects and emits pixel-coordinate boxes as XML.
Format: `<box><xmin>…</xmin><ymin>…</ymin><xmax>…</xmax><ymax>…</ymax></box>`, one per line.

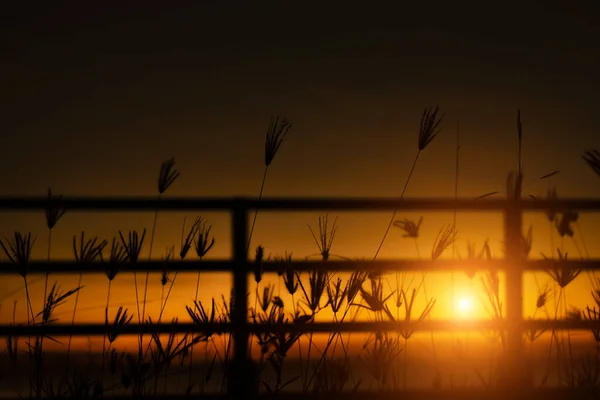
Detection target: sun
<box><xmin>455</xmin><ymin>294</ymin><xmax>475</xmax><ymax>317</ymax></box>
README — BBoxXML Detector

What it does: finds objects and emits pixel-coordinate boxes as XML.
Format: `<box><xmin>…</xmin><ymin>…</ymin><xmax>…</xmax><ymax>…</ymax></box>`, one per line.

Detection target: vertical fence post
<box><xmin>229</xmin><ymin>197</ymin><xmax>257</xmax><ymax>398</ymax></box>
<box><xmin>502</xmin><ymin>201</ymin><xmax>529</xmax><ymax>390</ymax></box>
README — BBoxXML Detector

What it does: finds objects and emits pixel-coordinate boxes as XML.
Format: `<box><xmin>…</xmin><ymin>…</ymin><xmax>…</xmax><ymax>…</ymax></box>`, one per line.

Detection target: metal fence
<box><xmin>0</xmin><ymin>196</ymin><xmax>600</xmax><ymax>399</ymax></box>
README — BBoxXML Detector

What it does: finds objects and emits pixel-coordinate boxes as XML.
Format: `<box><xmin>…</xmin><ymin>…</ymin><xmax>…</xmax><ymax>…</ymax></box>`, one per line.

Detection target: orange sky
<box><xmin>1</xmin><ymin>2</ymin><xmax>600</xmax><ymax>352</ymax></box>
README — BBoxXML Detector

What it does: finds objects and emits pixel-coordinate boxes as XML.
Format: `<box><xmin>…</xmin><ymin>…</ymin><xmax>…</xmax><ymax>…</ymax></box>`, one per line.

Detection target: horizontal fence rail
<box><xmin>0</xmin><ymin>196</ymin><xmax>599</xmax><ymax>400</ymax></box>
<box><xmin>0</xmin><ymin>196</ymin><xmax>600</xmax><ymax>211</ymax></box>
<box><xmin>0</xmin><ymin>259</ymin><xmax>597</xmax><ymax>274</ymax></box>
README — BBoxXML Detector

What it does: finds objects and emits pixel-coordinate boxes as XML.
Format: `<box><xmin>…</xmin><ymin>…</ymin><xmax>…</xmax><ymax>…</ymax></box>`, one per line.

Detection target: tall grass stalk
<box><xmin>247</xmin><ymin>117</ymin><xmax>291</xmax><ymax>251</ymax></box>
<box><xmin>142</xmin><ymin>158</ymin><xmax>180</xmax><ymax>326</ymax></box>
<box><xmin>66</xmin><ymin>233</ymin><xmax>107</xmax><ymax>375</ymax></box>
<box><xmin>42</xmin><ymin>188</ymin><xmax>66</xmax><ymax>320</ymax></box>
<box><xmin>0</xmin><ymin>232</ymin><xmax>36</xmax><ymax>396</ymax></box>
<box><xmin>373</xmin><ymin>106</ymin><xmax>443</xmax><ymax>261</ymax></box>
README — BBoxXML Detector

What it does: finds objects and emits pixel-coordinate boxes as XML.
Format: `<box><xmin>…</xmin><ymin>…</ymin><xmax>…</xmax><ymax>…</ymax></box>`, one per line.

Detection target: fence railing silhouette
<box><xmin>0</xmin><ymin>196</ymin><xmax>599</xmax><ymax>399</ymax></box>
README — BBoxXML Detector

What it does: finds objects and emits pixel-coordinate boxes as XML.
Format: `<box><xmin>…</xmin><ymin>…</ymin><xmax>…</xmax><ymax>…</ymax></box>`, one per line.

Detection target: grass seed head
<box><xmin>458</xmin><ymin>240</ymin><xmax>490</xmax><ymax>279</ymax></box>
<box><xmin>536</xmin><ymin>284</ymin><xmax>551</xmax><ymax>309</ymax></box>
<box><xmin>283</xmin><ymin>266</ymin><xmax>298</xmax><ymax>296</ymax></box>
<box><xmin>297</xmin><ymin>268</ymin><xmax>329</xmax><ymax>314</ymax></box>
<box><xmin>45</xmin><ymin>188</ymin><xmax>67</xmax><ymax>230</ymax></box>
<box><xmin>38</xmin><ymin>282</ymin><xmax>81</xmax><ymax>324</ymax></box>
<box><xmin>254</xmin><ymin>245</ymin><xmax>264</xmax><ymax>283</ymax></box>
<box><xmin>180</xmin><ymin>216</ymin><xmax>201</xmax><ymax>260</ymax></box>
<box><xmin>431</xmin><ymin>224</ymin><xmax>458</xmax><ymax>260</ymax></box>
<box><xmin>545</xmin><ymin>187</ymin><xmax>559</xmax><ymax>222</ymax></box>
<box><xmin>0</xmin><ymin>232</ymin><xmax>36</xmax><ymax>277</ymax></box>
<box><xmin>347</xmin><ymin>270</ymin><xmax>368</xmax><ymax>304</ymax></box>
<box><xmin>258</xmin><ymin>284</ymin><xmax>275</xmax><ymax>313</ymax></box>
<box><xmin>327</xmin><ymin>277</ymin><xmax>348</xmax><ymax>314</ymax></box>
<box><xmin>158</xmin><ymin>157</ymin><xmax>180</xmax><ymax>194</ymax></box>
<box><xmin>195</xmin><ymin>220</ymin><xmax>215</xmax><ymax>259</ymax></box>
<box><xmin>308</xmin><ymin>214</ymin><xmax>338</xmax><ymax>261</ymax></box>
<box><xmin>186</xmin><ymin>298</ymin><xmax>218</xmax><ymax>340</ymax></box>
<box><xmin>400</xmin><ymin>288</ymin><xmax>436</xmax><ymax>340</ymax></box>
<box><xmin>72</xmin><ymin>232</ymin><xmax>108</xmax><ymax>263</ymax></box>
<box><xmin>582</xmin><ymin>150</ymin><xmax>600</xmax><ymax>177</ymax></box>
<box><xmin>355</xmin><ymin>277</ymin><xmax>395</xmax><ymax>321</ymax></box>
<box><xmin>103</xmin><ymin>237</ymin><xmax>128</xmax><ymax>281</ymax></box>
<box><xmin>393</xmin><ymin>216</ymin><xmax>423</xmax><ymax>238</ymax></box>
<box><xmin>517</xmin><ymin>225</ymin><xmax>533</xmax><ymax>260</ymax></box>
<box><xmin>418</xmin><ymin>106</ymin><xmax>444</xmax><ymax>151</ymax></box>
<box><xmin>106</xmin><ymin>306</ymin><xmax>134</xmax><ymax>344</ymax></box>
<box><xmin>265</xmin><ymin>116</ymin><xmax>292</xmax><ymax>167</ymax></box>
<box><xmin>160</xmin><ymin>246</ymin><xmax>174</xmax><ymax>286</ymax></box>
<box><xmin>544</xmin><ymin>249</ymin><xmax>581</xmax><ymax>288</ymax></box>
<box><xmin>118</xmin><ymin>229</ymin><xmax>147</xmax><ymax>263</ymax></box>
<box><xmin>556</xmin><ymin>210</ymin><xmax>578</xmax><ymax>237</ymax></box>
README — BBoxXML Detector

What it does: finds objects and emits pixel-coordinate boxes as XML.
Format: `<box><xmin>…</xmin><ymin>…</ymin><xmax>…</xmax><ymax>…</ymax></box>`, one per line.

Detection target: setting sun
<box><xmin>455</xmin><ymin>294</ymin><xmax>475</xmax><ymax>317</ymax></box>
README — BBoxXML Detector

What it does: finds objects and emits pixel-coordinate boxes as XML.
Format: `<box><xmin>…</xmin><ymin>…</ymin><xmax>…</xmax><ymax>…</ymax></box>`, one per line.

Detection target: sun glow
<box><xmin>455</xmin><ymin>293</ymin><xmax>475</xmax><ymax>317</ymax></box>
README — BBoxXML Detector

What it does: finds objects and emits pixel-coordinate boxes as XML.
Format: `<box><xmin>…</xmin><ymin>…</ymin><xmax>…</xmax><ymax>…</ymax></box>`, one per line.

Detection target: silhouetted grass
<box><xmin>0</xmin><ymin>109</ymin><xmax>599</xmax><ymax>399</ymax></box>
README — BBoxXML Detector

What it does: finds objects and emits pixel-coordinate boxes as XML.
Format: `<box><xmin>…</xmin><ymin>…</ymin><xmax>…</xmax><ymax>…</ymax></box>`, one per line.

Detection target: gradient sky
<box><xmin>1</xmin><ymin>2</ymin><xmax>600</xmax><ymax>341</ymax></box>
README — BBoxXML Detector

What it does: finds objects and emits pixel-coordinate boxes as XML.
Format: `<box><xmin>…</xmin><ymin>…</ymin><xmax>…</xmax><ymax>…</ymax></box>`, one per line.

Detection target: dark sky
<box><xmin>1</xmin><ymin>1</ymin><xmax>600</xmax><ymax>328</ymax></box>
<box><xmin>2</xmin><ymin>1</ymin><xmax>600</xmax><ymax>198</ymax></box>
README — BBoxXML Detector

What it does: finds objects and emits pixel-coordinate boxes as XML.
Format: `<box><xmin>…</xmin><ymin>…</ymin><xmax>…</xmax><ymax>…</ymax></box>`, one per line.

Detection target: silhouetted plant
<box><xmin>393</xmin><ymin>217</ymin><xmax>422</xmax><ymax>239</ymax></box>
<box><xmin>190</xmin><ymin>218</ymin><xmax>215</xmax><ymax>303</ymax></box>
<box><xmin>525</xmin><ymin>317</ymin><xmax>546</xmax><ymax>343</ymax></box>
<box><xmin>360</xmin><ymin>333</ymin><xmax>403</xmax><ymax>390</ymax></box>
<box><xmin>480</xmin><ymin>266</ymin><xmax>505</xmax><ymax>348</ymax></box>
<box><xmin>556</xmin><ymin>210</ymin><xmax>578</xmax><ymax>238</ymax></box>
<box><xmin>0</xmin><ymin>232</ymin><xmax>36</xmax><ymax>324</ymax></box>
<box><xmin>297</xmin><ymin>268</ymin><xmax>329</xmax><ymax>314</ymax></box>
<box><xmin>257</xmin><ymin>284</ymin><xmax>275</xmax><ymax>314</ymax></box>
<box><xmin>186</xmin><ymin>299</ymin><xmax>219</xmax><ymax>341</ymax></box>
<box><xmin>307</xmin><ymin>215</ymin><xmax>338</xmax><ymax>261</ymax></box>
<box><xmin>373</xmin><ymin>106</ymin><xmax>444</xmax><ymax>260</ymax></box>
<box><xmin>118</xmin><ymin>229</ymin><xmax>146</xmax><ymax>321</ymax></box>
<box><xmin>458</xmin><ymin>240</ymin><xmax>490</xmax><ymax>279</ymax></box>
<box><xmin>545</xmin><ymin>249</ymin><xmax>581</xmax><ymax>289</ymax></box>
<box><xmin>583</xmin><ymin>307</ymin><xmax>600</xmax><ymax>343</ymax></box>
<box><xmin>536</xmin><ymin>284</ymin><xmax>551</xmax><ymax>311</ymax></box>
<box><xmin>143</xmin><ymin>158</ymin><xmax>180</xmax><ymax>331</ymax></box>
<box><xmin>180</xmin><ymin>217</ymin><xmax>201</xmax><ymax>260</ymax></box>
<box><xmin>582</xmin><ymin>150</ymin><xmax>600</xmax><ymax>177</ymax></box>
<box><xmin>0</xmin><ymin>232</ymin><xmax>38</xmax><ymax>396</ymax></box>
<box><xmin>273</xmin><ymin>251</ymin><xmax>292</xmax><ymax>277</ymax></box>
<box><xmin>354</xmin><ymin>277</ymin><xmax>395</xmax><ymax>321</ymax></box>
<box><xmin>43</xmin><ymin>188</ymin><xmax>67</xmax><ymax>327</ymax></box>
<box><xmin>247</xmin><ymin>116</ymin><xmax>292</xmax><ymax>250</ymax></box>
<box><xmin>346</xmin><ymin>271</ymin><xmax>368</xmax><ymax>305</ymax></box>
<box><xmin>103</xmin><ymin>237</ymin><xmax>128</xmax><ymax>281</ymax></box>
<box><xmin>313</xmin><ymin>356</ymin><xmax>351</xmax><ymax>393</ymax></box>
<box><xmin>254</xmin><ymin>245</ymin><xmax>265</xmax><ymax>284</ymax></box>
<box><xmin>66</xmin><ymin>233</ymin><xmax>107</xmax><ymax>371</ymax></box>
<box><xmin>283</xmin><ymin>265</ymin><xmax>298</xmax><ymax>296</ymax></box>
<box><xmin>545</xmin><ymin>187</ymin><xmax>559</xmax><ymax>223</ymax></box>
<box><xmin>38</xmin><ymin>283</ymin><xmax>81</xmax><ymax>326</ymax></box>
<box><xmin>327</xmin><ymin>278</ymin><xmax>348</xmax><ymax>315</ymax></box>
<box><xmin>431</xmin><ymin>225</ymin><xmax>458</xmax><ymax>261</ymax></box>
<box><xmin>158</xmin><ymin>217</ymin><xmax>202</xmax><ymax>322</ymax></box>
